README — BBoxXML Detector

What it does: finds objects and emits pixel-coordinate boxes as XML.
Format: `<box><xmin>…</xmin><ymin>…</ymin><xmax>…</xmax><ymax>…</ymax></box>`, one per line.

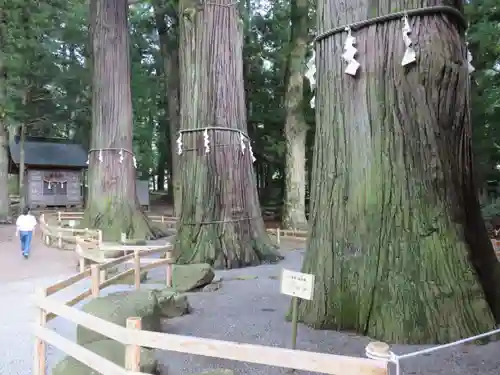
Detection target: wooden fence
<box><xmin>34</xmin><ymin>247</ymin><xmax>389</xmax><ymax>375</ymax></box>
<box><xmin>41</xmin><ymin>211</ymin><xmax>307</xmax><ymax>248</ymax></box>
<box><xmin>40</xmin><ymin>214</ymin><xmax>103</xmax><ymax>248</ymax></box>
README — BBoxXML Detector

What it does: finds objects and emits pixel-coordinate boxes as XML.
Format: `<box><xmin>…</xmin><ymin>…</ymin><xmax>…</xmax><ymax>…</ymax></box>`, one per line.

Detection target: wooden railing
<box><xmin>41</xmin><ymin>211</ymin><xmax>308</xmax><ymax>247</ymax></box>
<box><xmin>75</xmin><ymin>236</ymin><xmax>172</xmax><ymax>272</ymax></box>
<box><xmin>54</xmin><ymin>211</ymin><xmax>177</xmax><ymax>228</ymax></box>
<box><xmin>40</xmin><ymin>214</ymin><xmax>103</xmax><ymax>248</ymax></box>
<box><xmin>33</xmin><ymin>248</ymin><xmax>389</xmax><ymax>375</ymax></box>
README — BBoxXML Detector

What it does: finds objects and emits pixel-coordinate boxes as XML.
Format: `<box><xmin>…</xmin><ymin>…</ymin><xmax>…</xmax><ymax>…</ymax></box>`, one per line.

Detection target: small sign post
<box><xmin>280</xmin><ymin>269</ymin><xmax>315</xmax><ymax>350</ymax></box>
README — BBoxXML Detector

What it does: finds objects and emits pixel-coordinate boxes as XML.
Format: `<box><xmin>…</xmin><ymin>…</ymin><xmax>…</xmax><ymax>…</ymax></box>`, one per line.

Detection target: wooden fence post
<box><xmin>365</xmin><ymin>341</ymin><xmax>391</xmax><ymax>374</ymax></box>
<box><xmin>125</xmin><ymin>317</ymin><xmax>142</xmax><ymax>371</ymax></box>
<box><xmin>97</xmin><ymin>230</ymin><xmax>103</xmax><ymax>246</ymax></box>
<box><xmin>56</xmin><ymin>227</ymin><xmax>62</xmax><ymax>248</ymax></box>
<box><xmin>91</xmin><ymin>264</ymin><xmax>100</xmax><ymax>297</ymax></box>
<box><xmin>165</xmin><ymin>250</ymin><xmax>173</xmax><ymax>287</ymax></box>
<box><xmin>33</xmin><ymin>289</ymin><xmax>48</xmax><ymax>375</ymax></box>
<box><xmin>134</xmin><ymin>250</ymin><xmax>141</xmax><ymax>290</ymax></box>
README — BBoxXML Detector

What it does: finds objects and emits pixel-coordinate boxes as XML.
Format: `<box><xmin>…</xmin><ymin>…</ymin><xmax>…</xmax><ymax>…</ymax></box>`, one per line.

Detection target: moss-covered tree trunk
<box><xmin>176</xmin><ymin>0</ymin><xmax>282</xmax><ymax>269</ymax></box>
<box><xmin>83</xmin><ymin>0</ymin><xmax>162</xmax><ymax>241</ymax></box>
<box><xmin>154</xmin><ymin>0</ymin><xmax>182</xmax><ymax>215</ymax></box>
<box><xmin>282</xmin><ymin>0</ymin><xmax>309</xmax><ymax>230</ymax></box>
<box><xmin>0</xmin><ymin>16</ymin><xmax>9</xmax><ymax>221</ymax></box>
<box><xmin>298</xmin><ymin>0</ymin><xmax>500</xmax><ymax>344</ymax></box>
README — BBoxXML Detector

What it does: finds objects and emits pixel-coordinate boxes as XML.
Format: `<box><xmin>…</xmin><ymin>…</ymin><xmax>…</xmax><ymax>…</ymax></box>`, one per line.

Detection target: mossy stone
<box><xmin>172</xmin><ymin>263</ymin><xmax>215</xmax><ymax>292</ymax></box>
<box><xmin>153</xmin><ymin>288</ymin><xmax>191</xmax><ymax>317</ymax></box>
<box><xmin>52</xmin><ymin>339</ymin><xmax>158</xmax><ymax>375</ymax></box>
<box><xmin>77</xmin><ymin>290</ymin><xmax>161</xmax><ymax>346</ymax></box>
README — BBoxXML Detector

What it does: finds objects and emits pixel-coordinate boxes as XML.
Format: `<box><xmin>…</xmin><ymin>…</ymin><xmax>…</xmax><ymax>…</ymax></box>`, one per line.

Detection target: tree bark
<box><xmin>84</xmin><ymin>0</ymin><xmax>162</xmax><ymax>241</ymax></box>
<box><xmin>154</xmin><ymin>0</ymin><xmax>182</xmax><ymax>215</ymax></box>
<box><xmin>0</xmin><ymin>14</ymin><xmax>9</xmax><ymax>220</ymax></box>
<box><xmin>176</xmin><ymin>0</ymin><xmax>282</xmax><ymax>268</ymax></box>
<box><xmin>298</xmin><ymin>0</ymin><xmax>500</xmax><ymax>344</ymax></box>
<box><xmin>282</xmin><ymin>0</ymin><xmax>309</xmax><ymax>230</ymax></box>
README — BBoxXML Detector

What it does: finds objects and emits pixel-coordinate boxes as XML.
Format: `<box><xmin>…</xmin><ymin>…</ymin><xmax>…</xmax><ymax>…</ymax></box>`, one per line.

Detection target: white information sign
<box><xmin>280</xmin><ymin>269</ymin><xmax>315</xmax><ymax>300</ymax></box>
<box><xmin>68</xmin><ymin>220</ymin><xmax>76</xmax><ymax>228</ymax></box>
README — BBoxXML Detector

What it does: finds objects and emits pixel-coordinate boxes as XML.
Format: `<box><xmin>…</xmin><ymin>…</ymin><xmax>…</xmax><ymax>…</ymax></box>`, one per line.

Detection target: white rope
<box><xmin>386</xmin><ymin>326</ymin><xmax>500</xmax><ymax>375</ymax></box>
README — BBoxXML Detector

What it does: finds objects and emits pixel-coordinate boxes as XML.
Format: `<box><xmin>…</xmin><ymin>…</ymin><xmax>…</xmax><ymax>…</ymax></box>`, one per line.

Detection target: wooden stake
<box><xmin>97</xmin><ymin>230</ymin><xmax>103</xmax><ymax>246</ymax></box>
<box><xmin>57</xmin><ymin>229</ymin><xmax>62</xmax><ymax>248</ymax></box>
<box><xmin>33</xmin><ymin>289</ymin><xmax>48</xmax><ymax>375</ymax></box>
<box><xmin>134</xmin><ymin>250</ymin><xmax>141</xmax><ymax>290</ymax></box>
<box><xmin>90</xmin><ymin>264</ymin><xmax>100</xmax><ymax>297</ymax></box>
<box><xmin>165</xmin><ymin>250</ymin><xmax>173</xmax><ymax>287</ymax></box>
<box><xmin>125</xmin><ymin>317</ymin><xmax>142</xmax><ymax>371</ymax></box>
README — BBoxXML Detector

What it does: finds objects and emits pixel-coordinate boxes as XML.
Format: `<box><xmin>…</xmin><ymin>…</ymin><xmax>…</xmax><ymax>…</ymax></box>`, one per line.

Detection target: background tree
<box><xmin>154</xmin><ymin>0</ymin><xmax>182</xmax><ymax>214</ymax></box>
<box><xmin>83</xmin><ymin>0</ymin><xmax>162</xmax><ymax>240</ymax></box>
<box><xmin>297</xmin><ymin>0</ymin><xmax>500</xmax><ymax>344</ymax></box>
<box><xmin>282</xmin><ymin>0</ymin><xmax>309</xmax><ymax>230</ymax></box>
<box><xmin>175</xmin><ymin>0</ymin><xmax>282</xmax><ymax>268</ymax></box>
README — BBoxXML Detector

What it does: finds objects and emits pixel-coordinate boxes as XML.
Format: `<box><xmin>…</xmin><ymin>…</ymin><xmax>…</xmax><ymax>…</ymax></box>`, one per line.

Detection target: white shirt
<box><xmin>16</xmin><ymin>214</ymin><xmax>37</xmax><ymax>232</ymax></box>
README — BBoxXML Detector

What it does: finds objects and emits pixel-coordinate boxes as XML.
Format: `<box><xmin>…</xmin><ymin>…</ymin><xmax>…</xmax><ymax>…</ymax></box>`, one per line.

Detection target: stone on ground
<box><xmin>172</xmin><ymin>263</ymin><xmax>214</xmax><ymax>292</ymax></box>
<box><xmin>110</xmin><ymin>270</ymin><xmax>148</xmax><ymax>285</ymax></box>
<box><xmin>77</xmin><ymin>289</ymin><xmax>161</xmax><ymax>345</ymax></box>
<box><xmin>52</xmin><ymin>339</ymin><xmax>159</xmax><ymax>375</ymax></box>
<box><xmin>154</xmin><ymin>288</ymin><xmax>191</xmax><ymax>318</ymax></box>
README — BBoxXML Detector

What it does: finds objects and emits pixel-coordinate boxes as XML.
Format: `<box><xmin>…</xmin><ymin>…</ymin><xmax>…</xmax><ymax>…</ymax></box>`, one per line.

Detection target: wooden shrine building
<box><xmin>9</xmin><ymin>136</ymin><xmax>87</xmax><ymax>208</ymax></box>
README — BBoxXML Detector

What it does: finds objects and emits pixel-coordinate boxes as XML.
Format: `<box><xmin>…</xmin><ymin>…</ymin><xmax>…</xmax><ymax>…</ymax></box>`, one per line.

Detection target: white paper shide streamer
<box><xmin>248</xmin><ymin>141</ymin><xmax>256</xmax><ymax>163</ymax></box>
<box><xmin>239</xmin><ymin>132</ymin><xmax>246</xmax><ymax>154</ymax></box>
<box><xmin>342</xmin><ymin>27</ymin><xmax>360</xmax><ymax>76</ymax></box>
<box><xmin>401</xmin><ymin>15</ymin><xmax>416</xmax><ymax>66</ymax></box>
<box><xmin>466</xmin><ymin>41</ymin><xmax>475</xmax><ymax>73</ymax></box>
<box><xmin>305</xmin><ymin>49</ymin><xmax>316</xmax><ymax>108</ymax></box>
<box><xmin>203</xmin><ymin>129</ymin><xmax>210</xmax><ymax>153</ymax></box>
<box><xmin>176</xmin><ymin>134</ymin><xmax>183</xmax><ymax>155</ymax></box>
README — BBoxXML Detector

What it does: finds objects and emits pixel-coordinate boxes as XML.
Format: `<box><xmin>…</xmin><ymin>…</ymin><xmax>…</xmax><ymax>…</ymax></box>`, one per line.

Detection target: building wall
<box><xmin>27</xmin><ymin>169</ymin><xmax>83</xmax><ymax>207</ymax></box>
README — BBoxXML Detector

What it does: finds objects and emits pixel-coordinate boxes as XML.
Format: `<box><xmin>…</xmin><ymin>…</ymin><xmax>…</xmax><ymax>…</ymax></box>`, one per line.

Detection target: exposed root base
<box><xmin>282</xmin><ymin>213</ymin><xmax>308</xmax><ymax>231</ymax></box>
<box><xmin>175</xmin><ymin>221</ymin><xmax>283</xmax><ymax>269</ymax></box>
<box><xmin>292</xmin><ymin>224</ymin><xmax>498</xmax><ymax>344</ymax></box>
<box><xmin>82</xmin><ymin>201</ymin><xmax>165</xmax><ymax>242</ymax></box>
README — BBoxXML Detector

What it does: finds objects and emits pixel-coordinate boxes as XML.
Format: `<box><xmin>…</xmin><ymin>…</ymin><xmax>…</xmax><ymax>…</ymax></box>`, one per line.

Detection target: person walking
<box><xmin>15</xmin><ymin>207</ymin><xmax>37</xmax><ymax>258</ymax></box>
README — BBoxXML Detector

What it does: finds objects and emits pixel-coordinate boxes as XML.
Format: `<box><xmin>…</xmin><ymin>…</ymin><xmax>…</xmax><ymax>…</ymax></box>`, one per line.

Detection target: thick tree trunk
<box><xmin>298</xmin><ymin>0</ymin><xmax>500</xmax><ymax>344</ymax></box>
<box><xmin>84</xmin><ymin>0</ymin><xmax>162</xmax><ymax>241</ymax></box>
<box><xmin>176</xmin><ymin>0</ymin><xmax>282</xmax><ymax>269</ymax></box>
<box><xmin>282</xmin><ymin>0</ymin><xmax>308</xmax><ymax>230</ymax></box>
<box><xmin>154</xmin><ymin>0</ymin><xmax>182</xmax><ymax>215</ymax></box>
<box><xmin>0</xmin><ymin>33</ymin><xmax>8</xmax><ymax>220</ymax></box>
<box><xmin>18</xmin><ymin>122</ymin><xmax>25</xmax><ymax>209</ymax></box>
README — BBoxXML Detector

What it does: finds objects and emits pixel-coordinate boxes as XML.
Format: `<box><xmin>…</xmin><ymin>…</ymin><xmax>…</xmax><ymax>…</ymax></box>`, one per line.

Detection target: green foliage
<box><xmin>481</xmin><ymin>198</ymin><xmax>500</xmax><ymax>222</ymax></box>
<box><xmin>467</xmin><ymin>0</ymin><xmax>500</xmax><ymax>186</ymax></box>
<box><xmin>2</xmin><ymin>0</ymin><xmax>497</xmax><ymax>212</ymax></box>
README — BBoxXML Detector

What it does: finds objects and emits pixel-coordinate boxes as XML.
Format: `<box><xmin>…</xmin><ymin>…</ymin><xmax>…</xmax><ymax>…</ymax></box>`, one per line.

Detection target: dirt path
<box><xmin>0</xmin><ymin>225</ymin><xmax>76</xmax><ymax>283</ymax></box>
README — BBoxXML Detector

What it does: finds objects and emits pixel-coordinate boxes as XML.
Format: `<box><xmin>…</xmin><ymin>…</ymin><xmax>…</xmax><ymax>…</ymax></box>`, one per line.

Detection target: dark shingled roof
<box><xmin>9</xmin><ymin>136</ymin><xmax>88</xmax><ymax>168</ymax></box>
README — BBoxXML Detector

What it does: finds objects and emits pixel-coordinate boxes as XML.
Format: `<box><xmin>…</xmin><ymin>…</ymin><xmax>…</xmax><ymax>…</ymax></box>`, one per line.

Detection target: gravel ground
<box><xmin>1</xmin><ymin>246</ymin><xmax>499</xmax><ymax>375</ymax></box>
<box><xmin>145</xmin><ymin>250</ymin><xmax>500</xmax><ymax>375</ymax></box>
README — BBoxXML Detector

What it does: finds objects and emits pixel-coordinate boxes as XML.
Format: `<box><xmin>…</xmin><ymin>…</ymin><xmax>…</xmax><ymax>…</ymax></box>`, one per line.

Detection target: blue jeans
<box><xmin>20</xmin><ymin>231</ymin><xmax>33</xmax><ymax>255</ymax></box>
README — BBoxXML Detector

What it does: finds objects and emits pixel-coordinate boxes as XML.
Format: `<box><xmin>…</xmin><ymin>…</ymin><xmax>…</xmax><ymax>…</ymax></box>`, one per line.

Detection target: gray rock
<box><xmin>202</xmin><ymin>282</ymin><xmax>221</xmax><ymax>292</ymax></box>
<box><xmin>52</xmin><ymin>339</ymin><xmax>159</xmax><ymax>375</ymax></box>
<box><xmin>77</xmin><ymin>289</ymin><xmax>161</xmax><ymax>345</ymax></box>
<box><xmin>172</xmin><ymin>263</ymin><xmax>214</xmax><ymax>292</ymax></box>
<box><xmin>154</xmin><ymin>289</ymin><xmax>191</xmax><ymax>318</ymax></box>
